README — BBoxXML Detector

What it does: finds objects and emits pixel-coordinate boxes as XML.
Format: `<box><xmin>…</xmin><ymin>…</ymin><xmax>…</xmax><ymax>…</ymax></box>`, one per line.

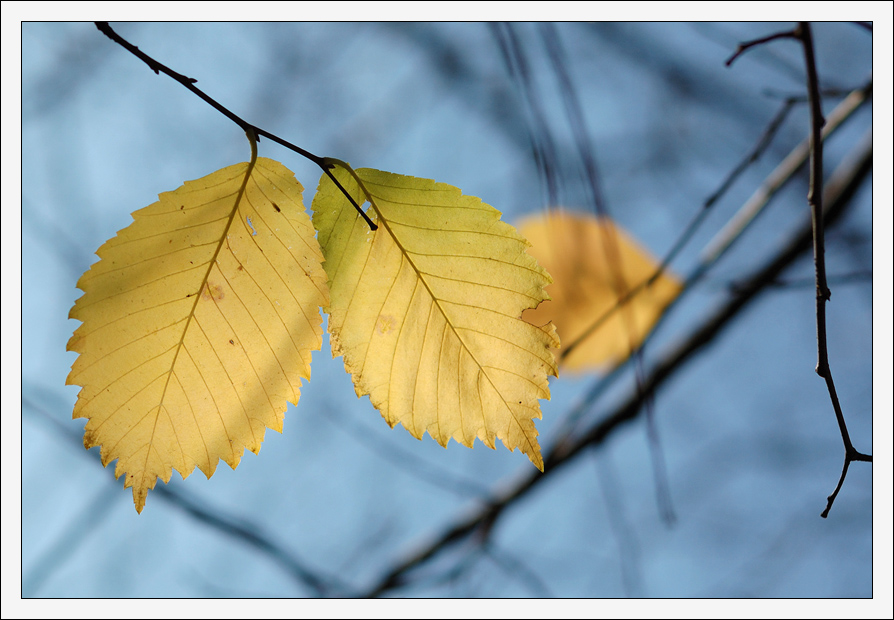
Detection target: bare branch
<box><xmin>557</xmin><ymin>79</ymin><xmax>870</xmax><ymax>367</ymax></box>
<box><xmin>359</xmin><ymin>132</ymin><xmax>871</xmax><ymax>596</ymax></box>
<box><xmin>725</xmin><ymin>29</ymin><xmax>797</xmax><ymax>66</ymax></box>
<box><xmin>94</xmin><ymin>22</ymin><xmax>377</xmax><ymax>230</ymax></box>
<box><xmin>791</xmin><ymin>22</ymin><xmax>871</xmax><ymax>517</ymax></box>
<box><xmin>699</xmin><ymin>81</ymin><xmax>871</xmax><ymax>267</ymax></box>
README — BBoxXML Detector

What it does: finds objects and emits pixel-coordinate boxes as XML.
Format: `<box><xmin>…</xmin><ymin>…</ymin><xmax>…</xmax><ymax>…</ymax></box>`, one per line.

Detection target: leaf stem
<box><xmin>320</xmin><ymin>158</ymin><xmax>378</xmax><ymax>231</ymax></box>
<box><xmin>94</xmin><ymin>22</ymin><xmax>376</xmax><ymax>231</ymax></box>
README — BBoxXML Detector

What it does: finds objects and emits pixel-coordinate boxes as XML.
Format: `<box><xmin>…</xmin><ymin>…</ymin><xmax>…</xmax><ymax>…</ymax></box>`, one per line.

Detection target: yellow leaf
<box><xmin>66</xmin><ymin>156</ymin><xmax>328</xmax><ymax>512</ymax></box>
<box><xmin>520</xmin><ymin>211</ymin><xmax>683</xmax><ymax>372</ymax></box>
<box><xmin>312</xmin><ymin>164</ymin><xmax>558</xmax><ymax>470</ymax></box>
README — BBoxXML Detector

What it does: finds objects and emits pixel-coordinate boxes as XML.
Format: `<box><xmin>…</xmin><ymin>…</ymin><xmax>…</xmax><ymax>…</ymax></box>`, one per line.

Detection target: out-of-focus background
<box><xmin>19</xmin><ymin>21</ymin><xmax>882</xmax><ymax>599</ymax></box>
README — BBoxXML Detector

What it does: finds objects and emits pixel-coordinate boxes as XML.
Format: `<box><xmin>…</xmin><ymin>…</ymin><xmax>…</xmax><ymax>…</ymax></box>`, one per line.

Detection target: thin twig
<box><xmin>548</xmin><ymin>79</ymin><xmax>871</xmax><ymax>485</ymax></box>
<box><xmin>703</xmin><ymin>99</ymin><xmax>796</xmax><ymax>210</ymax></box>
<box><xmin>725</xmin><ymin>29</ymin><xmax>797</xmax><ymax>66</ymax></box>
<box><xmin>22</xmin><ymin>484</ymin><xmax>119</xmax><ymax>596</ymax></box>
<box><xmin>556</xmin><ymin>78</ymin><xmax>869</xmax><ymax>368</ymax></box>
<box><xmin>491</xmin><ymin>23</ymin><xmax>562</xmax><ymax>207</ymax></box>
<box><xmin>539</xmin><ymin>22</ymin><xmax>675</xmax><ymax>524</ymax></box>
<box><xmin>699</xmin><ymin>80</ymin><xmax>871</xmax><ymax>267</ymax></box>
<box><xmin>94</xmin><ymin>22</ymin><xmax>377</xmax><ymax>231</ymax></box>
<box><xmin>320</xmin><ymin>404</ymin><xmax>492</xmax><ymax>498</ymax></box>
<box><xmin>482</xmin><ymin>542</ymin><xmax>554</xmax><ymax>597</ymax></box>
<box><xmin>723</xmin><ymin>23</ymin><xmax>872</xmax><ymax>517</ymax></box>
<box><xmin>817</xmin><ymin>137</ymin><xmax>875</xmax><ymax>515</ymax></box>
<box><xmin>791</xmin><ymin>22</ymin><xmax>872</xmax><ymax>516</ymax></box>
<box><xmin>539</xmin><ymin>22</ymin><xmax>608</xmax><ymax>216</ymax></box>
<box><xmin>797</xmin><ymin>22</ymin><xmax>831</xmax><ymax>341</ymax></box>
<box><xmin>737</xmin><ymin>270</ymin><xmax>872</xmax><ymax>291</ymax></box>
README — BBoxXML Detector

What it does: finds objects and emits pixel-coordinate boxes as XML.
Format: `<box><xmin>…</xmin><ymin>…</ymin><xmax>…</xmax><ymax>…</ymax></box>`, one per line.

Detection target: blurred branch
<box><xmin>699</xmin><ymin>80</ymin><xmax>871</xmax><ymax>266</ymax></box>
<box><xmin>152</xmin><ymin>488</ymin><xmax>353</xmax><ymax>596</ymax></box>
<box><xmin>321</xmin><ymin>404</ymin><xmax>492</xmax><ymax>498</ymax></box>
<box><xmin>482</xmin><ymin>542</ymin><xmax>553</xmax><ymax>597</ymax></box>
<box><xmin>539</xmin><ymin>22</ymin><xmax>608</xmax><ymax>216</ymax></box>
<box><xmin>359</xmin><ymin>127</ymin><xmax>872</xmax><ymax>597</ymax></box>
<box><xmin>737</xmin><ymin>270</ymin><xmax>873</xmax><ymax>291</ymax></box>
<box><xmin>594</xmin><ymin>452</ymin><xmax>643</xmax><ymax>597</ymax></box>
<box><xmin>556</xmin><ymin>78</ymin><xmax>871</xmax><ymax>367</ymax></box>
<box><xmin>525</xmin><ymin>69</ymin><xmax>871</xmax><ymax>538</ymax></box>
<box><xmin>555</xmin><ymin>130</ymin><xmax>870</xmax><ymax>470</ymax></box>
<box><xmin>490</xmin><ymin>23</ymin><xmax>562</xmax><ymax>206</ymax></box>
<box><xmin>22</xmin><ymin>391</ymin><xmax>352</xmax><ymax>597</ymax></box>
<box><xmin>538</xmin><ymin>22</ymin><xmax>674</xmax><ymax>523</ymax></box>
<box><xmin>704</xmin><ymin>85</ymin><xmax>858</xmax><ymax>210</ymax></box>
<box><xmin>22</xmin><ymin>484</ymin><xmax>119</xmax><ymax>597</ymax></box>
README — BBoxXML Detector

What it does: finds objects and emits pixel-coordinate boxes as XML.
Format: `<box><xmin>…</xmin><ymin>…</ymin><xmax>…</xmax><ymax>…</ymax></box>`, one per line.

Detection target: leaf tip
<box><xmin>527</xmin><ymin>447</ymin><xmax>545</xmax><ymax>472</ymax></box>
<box><xmin>124</xmin><ymin>472</ymin><xmax>151</xmax><ymax>514</ymax></box>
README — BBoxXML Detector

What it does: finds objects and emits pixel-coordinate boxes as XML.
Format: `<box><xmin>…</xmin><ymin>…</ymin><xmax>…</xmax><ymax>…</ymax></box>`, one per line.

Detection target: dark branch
<box><xmin>793</xmin><ymin>22</ymin><xmax>871</xmax><ymax>517</ymax></box>
<box><xmin>725</xmin><ymin>29</ymin><xmax>797</xmax><ymax>66</ymax></box>
<box><xmin>94</xmin><ymin>22</ymin><xmax>376</xmax><ymax>231</ymax></box>
<box><xmin>538</xmin><ymin>22</ymin><xmax>674</xmax><ymax>521</ymax></box>
<box><xmin>558</xmin><ymin>79</ymin><xmax>871</xmax><ymax>366</ymax></box>
<box><xmin>724</xmin><ymin>23</ymin><xmax>872</xmax><ymax>517</ymax></box>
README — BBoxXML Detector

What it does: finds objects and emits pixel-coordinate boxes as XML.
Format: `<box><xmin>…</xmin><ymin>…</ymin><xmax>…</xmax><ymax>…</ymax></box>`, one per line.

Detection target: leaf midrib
<box><xmin>361</xmin><ymin>178</ymin><xmax>540</xmax><ymax>449</ymax></box>
<box><xmin>143</xmin><ymin>156</ymin><xmax>258</xmax><ymax>475</ymax></box>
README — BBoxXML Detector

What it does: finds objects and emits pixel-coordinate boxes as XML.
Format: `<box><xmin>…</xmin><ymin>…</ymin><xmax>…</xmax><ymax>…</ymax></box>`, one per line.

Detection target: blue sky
<box><xmin>14</xmin><ymin>20</ymin><xmax>888</xmax><ymax>604</ymax></box>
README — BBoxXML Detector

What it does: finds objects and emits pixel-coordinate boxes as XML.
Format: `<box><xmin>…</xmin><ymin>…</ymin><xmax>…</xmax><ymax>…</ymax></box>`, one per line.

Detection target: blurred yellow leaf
<box><xmin>67</xmin><ymin>156</ymin><xmax>328</xmax><ymax>512</ymax></box>
<box><xmin>520</xmin><ymin>211</ymin><xmax>682</xmax><ymax>372</ymax></box>
<box><xmin>313</xmin><ymin>164</ymin><xmax>558</xmax><ymax>469</ymax></box>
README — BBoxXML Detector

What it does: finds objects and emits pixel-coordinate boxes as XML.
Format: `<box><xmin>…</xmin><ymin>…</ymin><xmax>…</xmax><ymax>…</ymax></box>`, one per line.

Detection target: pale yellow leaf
<box><xmin>66</xmin><ymin>157</ymin><xmax>328</xmax><ymax>512</ymax></box>
<box><xmin>312</xmin><ymin>165</ymin><xmax>558</xmax><ymax>470</ymax></box>
<box><xmin>520</xmin><ymin>211</ymin><xmax>683</xmax><ymax>372</ymax></box>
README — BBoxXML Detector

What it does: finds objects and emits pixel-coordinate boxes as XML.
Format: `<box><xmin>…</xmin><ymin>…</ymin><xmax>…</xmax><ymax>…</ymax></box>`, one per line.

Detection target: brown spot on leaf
<box><xmin>201</xmin><ymin>282</ymin><xmax>225</xmax><ymax>301</ymax></box>
<box><xmin>376</xmin><ymin>314</ymin><xmax>396</xmax><ymax>335</ymax></box>
<box><xmin>272</xmin><ymin>202</ymin><xmax>281</xmax><ymax>213</ymax></box>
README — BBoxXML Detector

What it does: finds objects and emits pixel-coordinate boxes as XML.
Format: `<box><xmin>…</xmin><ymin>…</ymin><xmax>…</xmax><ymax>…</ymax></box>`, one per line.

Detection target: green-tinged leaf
<box><xmin>313</xmin><ymin>165</ymin><xmax>558</xmax><ymax>469</ymax></box>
